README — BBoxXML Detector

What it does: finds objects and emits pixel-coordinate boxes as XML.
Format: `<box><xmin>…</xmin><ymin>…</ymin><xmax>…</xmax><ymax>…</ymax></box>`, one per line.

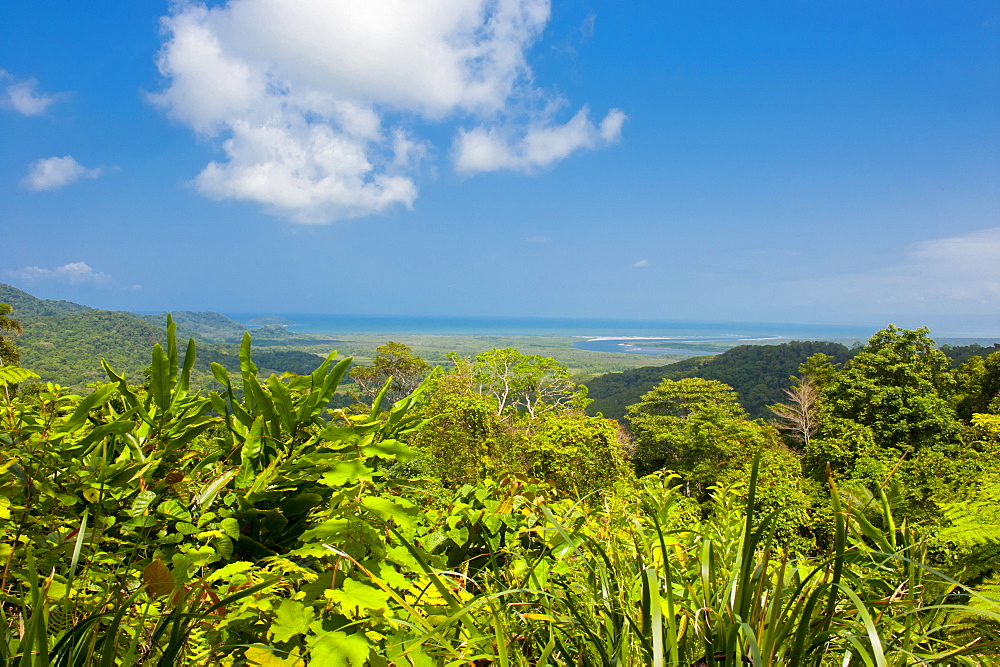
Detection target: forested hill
<box><xmin>584</xmin><ymin>341</ymin><xmax>855</xmax><ymax>420</ymax></box>
<box><xmin>0</xmin><ymin>283</ymin><xmax>93</xmax><ymax>317</ymax></box>
<box><xmin>138</xmin><ymin>310</ymin><xmax>248</xmax><ymax>342</ymax></box>
<box><xmin>1</xmin><ymin>283</ymin><xmax>324</xmax><ymax>388</ymax></box>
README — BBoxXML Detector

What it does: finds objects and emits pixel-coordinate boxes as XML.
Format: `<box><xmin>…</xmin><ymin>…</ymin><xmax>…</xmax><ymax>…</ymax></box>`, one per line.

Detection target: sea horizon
<box><xmin>221</xmin><ymin>312</ymin><xmax>882</xmax><ymax>340</ymax></box>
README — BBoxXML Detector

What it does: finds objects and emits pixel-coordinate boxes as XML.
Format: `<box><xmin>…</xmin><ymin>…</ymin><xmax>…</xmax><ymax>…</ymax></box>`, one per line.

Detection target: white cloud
<box><xmin>22</xmin><ymin>156</ymin><xmax>102</xmax><ymax>191</ymax></box>
<box><xmin>6</xmin><ymin>262</ymin><xmax>112</xmax><ymax>286</ymax></box>
<box><xmin>152</xmin><ymin>0</ymin><xmax>623</xmax><ymax>223</ymax></box>
<box><xmin>781</xmin><ymin>227</ymin><xmax>1000</xmax><ymax>315</ymax></box>
<box><xmin>632</xmin><ymin>258</ymin><xmax>649</xmax><ymax>268</ymax></box>
<box><xmin>454</xmin><ymin>106</ymin><xmax>626</xmax><ymax>174</ymax></box>
<box><xmin>525</xmin><ymin>235</ymin><xmax>550</xmax><ymax>243</ymax></box>
<box><xmin>0</xmin><ymin>70</ymin><xmax>63</xmax><ymax>116</ymax></box>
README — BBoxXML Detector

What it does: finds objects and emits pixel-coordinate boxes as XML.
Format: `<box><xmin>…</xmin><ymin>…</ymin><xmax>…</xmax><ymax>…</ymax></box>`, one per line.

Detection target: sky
<box><xmin>2</xmin><ymin>1</ymin><xmax>998</xmax><ymax>335</ymax></box>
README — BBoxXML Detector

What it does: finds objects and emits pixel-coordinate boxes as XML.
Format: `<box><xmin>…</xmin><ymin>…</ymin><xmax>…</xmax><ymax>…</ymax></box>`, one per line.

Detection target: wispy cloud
<box><xmin>151</xmin><ymin>0</ymin><xmax>624</xmax><ymax>223</ymax></box>
<box><xmin>525</xmin><ymin>235</ymin><xmax>550</xmax><ymax>243</ymax></box>
<box><xmin>0</xmin><ymin>69</ymin><xmax>64</xmax><ymax>116</ymax></box>
<box><xmin>579</xmin><ymin>12</ymin><xmax>596</xmax><ymax>41</ymax></box>
<box><xmin>454</xmin><ymin>107</ymin><xmax>625</xmax><ymax>174</ymax></box>
<box><xmin>22</xmin><ymin>156</ymin><xmax>102</xmax><ymax>191</ymax></box>
<box><xmin>632</xmin><ymin>258</ymin><xmax>649</xmax><ymax>268</ymax></box>
<box><xmin>781</xmin><ymin>227</ymin><xmax>1000</xmax><ymax>315</ymax></box>
<box><xmin>6</xmin><ymin>262</ymin><xmax>112</xmax><ymax>286</ymax></box>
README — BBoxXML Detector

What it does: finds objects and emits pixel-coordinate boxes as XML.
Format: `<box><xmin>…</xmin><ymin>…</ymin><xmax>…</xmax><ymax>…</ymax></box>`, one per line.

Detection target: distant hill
<box><xmin>8</xmin><ymin>292</ymin><xmax>166</xmax><ymax>387</ymax></box>
<box><xmin>585</xmin><ymin>340</ymin><xmax>854</xmax><ymax>421</ymax></box>
<box><xmin>0</xmin><ymin>283</ymin><xmax>93</xmax><ymax>318</ymax></box>
<box><xmin>0</xmin><ymin>283</ymin><xmax>329</xmax><ymax>390</ymax></box>
<box><xmin>939</xmin><ymin>343</ymin><xmax>1000</xmax><ymax>368</ymax></box>
<box><xmin>138</xmin><ymin>311</ymin><xmax>247</xmax><ymax>342</ymax></box>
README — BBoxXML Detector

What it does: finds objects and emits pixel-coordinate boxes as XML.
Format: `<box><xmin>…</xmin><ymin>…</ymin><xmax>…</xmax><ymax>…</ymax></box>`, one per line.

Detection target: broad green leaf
<box><xmin>65</xmin><ymin>420</ymin><xmax>137</xmax><ymax>457</ymax></box>
<box><xmin>361</xmin><ymin>496</ymin><xmax>418</xmax><ymax>530</ymax></box>
<box><xmin>267</xmin><ymin>374</ymin><xmax>296</xmax><ymax>435</ymax></box>
<box><xmin>58</xmin><ymin>383</ymin><xmax>116</xmax><ymax>433</ymax></box>
<box><xmin>244</xmin><ymin>646</ymin><xmax>305</xmax><ymax>667</ymax></box>
<box><xmin>130</xmin><ymin>490</ymin><xmax>157</xmax><ymax>517</ymax></box>
<box><xmin>220</xmin><ymin>517</ymin><xmax>241</xmax><ymax>538</ymax></box>
<box><xmin>206</xmin><ymin>561</ymin><xmax>254</xmax><ymax>582</ymax></box>
<box><xmin>319</xmin><ymin>460</ymin><xmax>373</xmax><ymax>487</ymax></box>
<box><xmin>158</xmin><ymin>498</ymin><xmax>193</xmax><ymax>523</ymax></box>
<box><xmin>211</xmin><ymin>362</ymin><xmax>232</xmax><ymax>387</ymax></box>
<box><xmin>300</xmin><ymin>518</ymin><xmax>351</xmax><ymax>542</ymax></box>
<box><xmin>150</xmin><ymin>343</ymin><xmax>171</xmax><ymax>411</ymax></box>
<box><xmin>176</xmin><ymin>336</ymin><xmax>197</xmax><ymax>398</ymax></box>
<box><xmin>329</xmin><ymin>577</ymin><xmax>390</xmax><ymax>614</ymax></box>
<box><xmin>361</xmin><ymin>439</ymin><xmax>417</xmax><ymax>462</ymax></box>
<box><xmin>270</xmin><ymin>599</ymin><xmax>313</xmax><ymax>643</ymax></box>
<box><xmin>195</xmin><ymin>469</ymin><xmax>239</xmax><ymax>510</ymax></box>
<box><xmin>306</xmin><ymin>627</ymin><xmax>369</xmax><ymax>667</ymax></box>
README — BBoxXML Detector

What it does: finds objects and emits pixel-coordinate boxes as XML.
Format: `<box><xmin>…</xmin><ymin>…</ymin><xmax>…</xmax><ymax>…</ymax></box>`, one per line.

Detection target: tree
<box><xmin>348</xmin><ymin>341</ymin><xmax>430</xmax><ymax>406</ymax></box>
<box><xmin>523</xmin><ymin>411</ymin><xmax>632</xmax><ymax>496</ymax></box>
<box><xmin>769</xmin><ymin>376</ymin><xmax>820</xmax><ymax>452</ymax></box>
<box><xmin>627</xmin><ymin>378</ymin><xmax>779</xmax><ymax>489</ymax></box>
<box><xmin>0</xmin><ymin>303</ymin><xmax>23</xmax><ymax>367</ymax></box>
<box><xmin>823</xmin><ymin>326</ymin><xmax>959</xmax><ymax>452</ymax></box>
<box><xmin>471</xmin><ymin>348</ymin><xmax>586</xmax><ymax>418</ymax></box>
<box><xmin>798</xmin><ymin>352</ymin><xmax>840</xmax><ymax>390</ymax></box>
<box><xmin>955</xmin><ymin>350</ymin><xmax>1000</xmax><ymax>421</ymax></box>
<box><xmin>408</xmin><ymin>357</ymin><xmax>513</xmax><ymax>485</ymax></box>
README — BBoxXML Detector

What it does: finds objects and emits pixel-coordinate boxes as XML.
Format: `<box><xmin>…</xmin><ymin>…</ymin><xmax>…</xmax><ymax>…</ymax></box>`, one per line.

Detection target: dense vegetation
<box><xmin>0</xmin><ymin>284</ymin><xmax>329</xmax><ymax>391</ymax></box>
<box><xmin>2</xmin><ymin>296</ymin><xmax>1000</xmax><ymax>663</ymax></box>
<box><xmin>584</xmin><ymin>341</ymin><xmax>854</xmax><ymax>420</ymax></box>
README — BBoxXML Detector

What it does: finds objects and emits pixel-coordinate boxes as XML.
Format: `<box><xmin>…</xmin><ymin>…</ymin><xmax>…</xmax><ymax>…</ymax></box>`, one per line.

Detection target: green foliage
<box><xmin>627</xmin><ymin>377</ymin><xmax>774</xmax><ymax>484</ymax></box>
<box><xmin>0</xmin><ymin>303</ymin><xmax>23</xmax><ymax>368</ymax></box>
<box><xmin>955</xmin><ymin>350</ymin><xmax>1000</xmax><ymax>420</ymax></box>
<box><xmin>824</xmin><ymin>326</ymin><xmax>960</xmax><ymax>452</ymax></box>
<box><xmin>523</xmin><ymin>411</ymin><xmax>631</xmax><ymax>496</ymax></box>
<box><xmin>408</xmin><ymin>352</ymin><xmax>624</xmax><ymax>497</ymax></box>
<box><xmin>2</xmin><ymin>316</ymin><xmax>1000</xmax><ymax>663</ymax></box>
<box><xmin>586</xmin><ymin>341</ymin><xmax>854</xmax><ymax>420</ymax></box>
<box><xmin>472</xmin><ymin>347</ymin><xmax>588</xmax><ymax>417</ymax></box>
<box><xmin>348</xmin><ymin>341</ymin><xmax>430</xmax><ymax>406</ymax></box>
<box><xmin>139</xmin><ymin>310</ymin><xmax>248</xmax><ymax>342</ymax></box>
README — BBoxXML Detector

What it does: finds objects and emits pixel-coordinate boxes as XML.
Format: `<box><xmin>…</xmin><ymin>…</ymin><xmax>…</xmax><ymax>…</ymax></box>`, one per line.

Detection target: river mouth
<box><xmin>571</xmin><ymin>337</ymin><xmax>750</xmax><ymax>355</ymax></box>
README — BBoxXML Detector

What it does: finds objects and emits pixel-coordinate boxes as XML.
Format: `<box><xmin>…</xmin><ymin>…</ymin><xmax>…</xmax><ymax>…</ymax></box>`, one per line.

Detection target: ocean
<box><xmin>222</xmin><ymin>313</ymin><xmax>874</xmax><ymax>355</ymax></box>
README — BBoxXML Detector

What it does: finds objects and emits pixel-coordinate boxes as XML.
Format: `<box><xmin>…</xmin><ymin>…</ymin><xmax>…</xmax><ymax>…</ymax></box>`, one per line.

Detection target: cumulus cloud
<box><xmin>454</xmin><ymin>106</ymin><xmax>625</xmax><ymax>174</ymax></box>
<box><xmin>152</xmin><ymin>0</ymin><xmax>623</xmax><ymax>223</ymax></box>
<box><xmin>782</xmin><ymin>227</ymin><xmax>1000</xmax><ymax>315</ymax></box>
<box><xmin>22</xmin><ymin>156</ymin><xmax>102</xmax><ymax>191</ymax></box>
<box><xmin>0</xmin><ymin>69</ymin><xmax>63</xmax><ymax>115</ymax></box>
<box><xmin>632</xmin><ymin>258</ymin><xmax>649</xmax><ymax>268</ymax></box>
<box><xmin>6</xmin><ymin>262</ymin><xmax>112</xmax><ymax>286</ymax></box>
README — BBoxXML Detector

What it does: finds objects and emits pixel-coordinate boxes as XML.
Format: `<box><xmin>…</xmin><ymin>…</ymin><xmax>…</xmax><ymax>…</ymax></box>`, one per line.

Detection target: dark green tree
<box><xmin>955</xmin><ymin>350</ymin><xmax>1000</xmax><ymax>421</ymax></box>
<box><xmin>0</xmin><ymin>303</ymin><xmax>22</xmax><ymax>366</ymax></box>
<box><xmin>627</xmin><ymin>377</ymin><xmax>778</xmax><ymax>488</ymax></box>
<box><xmin>823</xmin><ymin>325</ymin><xmax>959</xmax><ymax>452</ymax></box>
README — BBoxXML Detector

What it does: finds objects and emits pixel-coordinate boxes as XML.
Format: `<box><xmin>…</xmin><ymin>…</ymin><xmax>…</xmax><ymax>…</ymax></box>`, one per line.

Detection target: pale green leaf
<box><xmin>270</xmin><ymin>599</ymin><xmax>313</xmax><ymax>643</ymax></box>
<box><xmin>306</xmin><ymin>628</ymin><xmax>369</xmax><ymax>667</ymax></box>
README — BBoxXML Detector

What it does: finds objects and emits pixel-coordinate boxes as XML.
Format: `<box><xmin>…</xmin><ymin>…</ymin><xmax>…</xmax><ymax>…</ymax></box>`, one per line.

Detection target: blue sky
<box><xmin>2</xmin><ymin>1</ymin><xmax>998</xmax><ymax>334</ymax></box>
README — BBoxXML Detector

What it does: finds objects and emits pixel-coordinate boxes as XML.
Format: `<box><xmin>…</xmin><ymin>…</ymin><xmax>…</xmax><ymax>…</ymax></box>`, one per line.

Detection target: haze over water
<box><xmin>225</xmin><ymin>313</ymin><xmax>875</xmax><ymax>340</ymax></box>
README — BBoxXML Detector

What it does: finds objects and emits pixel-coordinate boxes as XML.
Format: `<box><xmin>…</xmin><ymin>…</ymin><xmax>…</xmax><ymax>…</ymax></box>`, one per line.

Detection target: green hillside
<box><xmin>138</xmin><ymin>310</ymin><xmax>247</xmax><ymax>342</ymax></box>
<box><xmin>1</xmin><ymin>284</ymin><xmax>327</xmax><ymax>389</ymax></box>
<box><xmin>0</xmin><ymin>283</ymin><xmax>93</xmax><ymax>317</ymax></box>
<box><xmin>585</xmin><ymin>340</ymin><xmax>855</xmax><ymax>420</ymax></box>
<box><xmin>19</xmin><ymin>310</ymin><xmax>166</xmax><ymax>386</ymax></box>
